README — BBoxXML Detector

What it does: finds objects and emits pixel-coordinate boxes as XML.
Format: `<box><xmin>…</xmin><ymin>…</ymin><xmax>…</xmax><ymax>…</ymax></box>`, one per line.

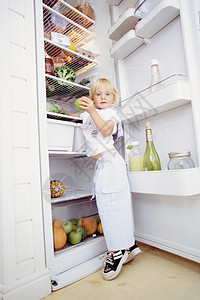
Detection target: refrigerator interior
<box><xmin>35</xmin><ymin>0</ymin><xmax>117</xmax><ymax>291</ymax></box>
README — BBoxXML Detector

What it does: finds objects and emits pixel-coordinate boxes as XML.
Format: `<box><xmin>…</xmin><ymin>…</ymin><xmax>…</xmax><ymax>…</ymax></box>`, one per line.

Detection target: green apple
<box><xmin>75</xmin><ymin>98</ymin><xmax>84</xmax><ymax>111</ymax></box>
<box><xmin>68</xmin><ymin>230</ymin><xmax>82</xmax><ymax>245</ymax></box>
<box><xmin>69</xmin><ymin>218</ymin><xmax>78</xmax><ymax>231</ymax></box>
<box><xmin>77</xmin><ymin>226</ymin><xmax>87</xmax><ymax>239</ymax></box>
<box><xmin>62</xmin><ymin>221</ymin><xmax>73</xmax><ymax>234</ymax></box>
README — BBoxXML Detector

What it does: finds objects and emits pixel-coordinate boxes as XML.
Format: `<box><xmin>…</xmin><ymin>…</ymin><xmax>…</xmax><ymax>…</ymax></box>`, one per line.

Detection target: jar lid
<box><xmin>168</xmin><ymin>150</ymin><xmax>191</xmax><ymax>158</ymax></box>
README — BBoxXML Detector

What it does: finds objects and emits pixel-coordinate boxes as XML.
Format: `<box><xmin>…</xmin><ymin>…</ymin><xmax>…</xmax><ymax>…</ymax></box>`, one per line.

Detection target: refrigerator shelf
<box><xmin>128</xmin><ymin>167</ymin><xmax>200</xmax><ymax>196</ymax></box>
<box><xmin>44</xmin><ymin>38</ymin><xmax>97</xmax><ymax>76</ymax></box>
<box><xmin>48</xmin><ymin>150</ymin><xmax>86</xmax><ymax>158</ymax></box>
<box><xmin>51</xmin><ymin>186</ymin><xmax>91</xmax><ymax>203</ymax></box>
<box><xmin>43</xmin><ymin>1</ymin><xmax>95</xmax><ymax>47</ymax></box>
<box><xmin>135</xmin><ymin>0</ymin><xmax>180</xmax><ymax>38</ymax></box>
<box><xmin>108</xmin><ymin>7</ymin><xmax>140</xmax><ymax>41</ymax></box>
<box><xmin>45</xmin><ymin>74</ymin><xmax>89</xmax><ymax>101</ymax></box>
<box><xmin>118</xmin><ymin>76</ymin><xmax>191</xmax><ymax>124</ymax></box>
<box><xmin>47</xmin><ymin>112</ymin><xmax>82</xmax><ymax>123</ymax></box>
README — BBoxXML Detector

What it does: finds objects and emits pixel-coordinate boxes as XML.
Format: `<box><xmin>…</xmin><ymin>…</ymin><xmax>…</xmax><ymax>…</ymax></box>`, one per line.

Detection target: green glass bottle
<box><xmin>144</xmin><ymin>122</ymin><xmax>161</xmax><ymax>171</ymax></box>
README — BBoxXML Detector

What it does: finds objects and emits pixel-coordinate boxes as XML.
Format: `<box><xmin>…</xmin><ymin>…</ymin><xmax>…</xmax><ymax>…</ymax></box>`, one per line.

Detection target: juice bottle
<box><xmin>128</xmin><ymin>141</ymin><xmax>144</xmax><ymax>172</ymax></box>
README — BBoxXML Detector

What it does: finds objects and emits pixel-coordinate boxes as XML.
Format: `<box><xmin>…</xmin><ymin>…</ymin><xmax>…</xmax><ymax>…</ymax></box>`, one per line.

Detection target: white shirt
<box><xmin>80</xmin><ymin>107</ymin><xmax>123</xmax><ymax>157</ymax></box>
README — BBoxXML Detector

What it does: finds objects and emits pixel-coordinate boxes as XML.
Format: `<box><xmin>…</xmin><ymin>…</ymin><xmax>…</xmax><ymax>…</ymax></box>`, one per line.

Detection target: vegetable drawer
<box><xmin>47</xmin><ymin>119</ymin><xmax>75</xmax><ymax>151</ymax></box>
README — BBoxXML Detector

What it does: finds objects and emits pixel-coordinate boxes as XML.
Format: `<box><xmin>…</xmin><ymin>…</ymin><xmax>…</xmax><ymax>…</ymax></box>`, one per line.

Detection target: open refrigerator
<box><xmin>34</xmin><ymin>0</ymin><xmax>200</xmax><ymax>291</ymax></box>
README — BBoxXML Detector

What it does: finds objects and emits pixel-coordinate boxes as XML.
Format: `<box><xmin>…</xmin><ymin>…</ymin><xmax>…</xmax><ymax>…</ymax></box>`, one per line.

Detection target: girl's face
<box><xmin>92</xmin><ymin>84</ymin><xmax>114</xmax><ymax>109</ymax></box>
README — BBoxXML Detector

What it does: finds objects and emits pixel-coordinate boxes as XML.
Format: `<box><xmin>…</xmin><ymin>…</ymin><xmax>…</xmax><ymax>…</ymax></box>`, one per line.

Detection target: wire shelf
<box><xmin>51</xmin><ymin>185</ymin><xmax>90</xmax><ymax>203</ymax></box>
<box><xmin>43</xmin><ymin>1</ymin><xmax>96</xmax><ymax>47</ymax></box>
<box><xmin>47</xmin><ymin>112</ymin><xmax>82</xmax><ymax>122</ymax></box>
<box><xmin>44</xmin><ymin>38</ymin><xmax>97</xmax><ymax>75</ymax></box>
<box><xmin>46</xmin><ymin>74</ymin><xmax>90</xmax><ymax>100</ymax></box>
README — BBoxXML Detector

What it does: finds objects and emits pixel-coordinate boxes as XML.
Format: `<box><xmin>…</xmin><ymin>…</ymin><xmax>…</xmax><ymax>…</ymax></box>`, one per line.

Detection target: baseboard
<box><xmin>135</xmin><ymin>232</ymin><xmax>200</xmax><ymax>263</ymax></box>
<box><xmin>0</xmin><ymin>268</ymin><xmax>51</xmax><ymax>300</ymax></box>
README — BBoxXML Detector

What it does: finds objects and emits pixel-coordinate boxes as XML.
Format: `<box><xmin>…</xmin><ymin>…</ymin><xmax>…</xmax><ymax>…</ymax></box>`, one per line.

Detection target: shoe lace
<box><xmin>103</xmin><ymin>252</ymin><xmax>114</xmax><ymax>267</ymax></box>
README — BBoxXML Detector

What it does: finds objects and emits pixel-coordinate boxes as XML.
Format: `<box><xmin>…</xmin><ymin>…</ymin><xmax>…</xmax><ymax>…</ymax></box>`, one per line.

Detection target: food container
<box><xmin>45</xmin><ymin>58</ymin><xmax>54</xmax><ymax>75</ymax></box>
<box><xmin>167</xmin><ymin>151</ymin><xmax>195</xmax><ymax>170</ymax></box>
<box><xmin>47</xmin><ymin>119</ymin><xmax>75</xmax><ymax>151</ymax></box>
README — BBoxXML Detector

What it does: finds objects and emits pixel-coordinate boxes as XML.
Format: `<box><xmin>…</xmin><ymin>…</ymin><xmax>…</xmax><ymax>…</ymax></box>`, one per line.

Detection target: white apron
<box><xmin>93</xmin><ymin>150</ymin><xmax>135</xmax><ymax>251</ymax></box>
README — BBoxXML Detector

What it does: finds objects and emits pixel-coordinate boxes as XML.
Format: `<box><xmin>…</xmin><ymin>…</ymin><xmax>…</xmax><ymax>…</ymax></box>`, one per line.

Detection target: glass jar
<box><xmin>167</xmin><ymin>151</ymin><xmax>195</xmax><ymax>170</ymax></box>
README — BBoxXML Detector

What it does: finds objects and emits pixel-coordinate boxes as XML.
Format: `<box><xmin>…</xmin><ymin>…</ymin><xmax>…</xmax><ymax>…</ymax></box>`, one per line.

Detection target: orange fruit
<box><xmin>53</xmin><ymin>227</ymin><xmax>67</xmax><ymax>250</ymax></box>
<box><xmin>53</xmin><ymin>219</ymin><xmax>63</xmax><ymax>228</ymax></box>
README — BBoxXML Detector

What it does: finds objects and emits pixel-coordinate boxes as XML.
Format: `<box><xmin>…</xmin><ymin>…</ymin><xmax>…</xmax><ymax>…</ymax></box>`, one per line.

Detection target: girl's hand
<box><xmin>79</xmin><ymin>96</ymin><xmax>95</xmax><ymax>114</ymax></box>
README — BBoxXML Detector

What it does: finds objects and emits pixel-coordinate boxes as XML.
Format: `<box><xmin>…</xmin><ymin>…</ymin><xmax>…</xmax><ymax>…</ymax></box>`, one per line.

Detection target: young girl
<box><xmin>65</xmin><ymin>78</ymin><xmax>141</xmax><ymax>280</ymax></box>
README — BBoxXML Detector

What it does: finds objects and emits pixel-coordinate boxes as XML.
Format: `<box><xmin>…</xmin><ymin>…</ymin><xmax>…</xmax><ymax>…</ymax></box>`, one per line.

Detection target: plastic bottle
<box><xmin>128</xmin><ymin>141</ymin><xmax>144</xmax><ymax>172</ymax></box>
<box><xmin>144</xmin><ymin>122</ymin><xmax>161</xmax><ymax>171</ymax></box>
<box><xmin>150</xmin><ymin>59</ymin><xmax>161</xmax><ymax>92</ymax></box>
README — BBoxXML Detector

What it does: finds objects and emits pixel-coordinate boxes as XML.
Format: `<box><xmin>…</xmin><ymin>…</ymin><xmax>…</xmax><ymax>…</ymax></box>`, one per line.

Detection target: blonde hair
<box><xmin>89</xmin><ymin>78</ymin><xmax>119</xmax><ymax>106</ymax></box>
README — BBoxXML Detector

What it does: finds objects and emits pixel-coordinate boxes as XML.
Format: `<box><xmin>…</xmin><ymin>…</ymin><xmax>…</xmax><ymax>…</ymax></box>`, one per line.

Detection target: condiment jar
<box><xmin>45</xmin><ymin>57</ymin><xmax>54</xmax><ymax>75</ymax></box>
<box><xmin>167</xmin><ymin>151</ymin><xmax>195</xmax><ymax>170</ymax></box>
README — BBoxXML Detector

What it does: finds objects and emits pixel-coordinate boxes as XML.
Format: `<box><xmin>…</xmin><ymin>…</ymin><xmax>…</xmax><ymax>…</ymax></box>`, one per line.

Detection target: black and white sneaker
<box><xmin>102</xmin><ymin>250</ymin><xmax>128</xmax><ymax>280</ymax></box>
<box><xmin>124</xmin><ymin>242</ymin><xmax>141</xmax><ymax>264</ymax></box>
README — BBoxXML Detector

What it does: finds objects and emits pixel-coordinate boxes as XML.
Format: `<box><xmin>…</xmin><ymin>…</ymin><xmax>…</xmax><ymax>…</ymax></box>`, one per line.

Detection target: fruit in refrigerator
<box><xmin>69</xmin><ymin>218</ymin><xmax>79</xmax><ymax>230</ymax></box>
<box><xmin>68</xmin><ymin>230</ymin><xmax>82</xmax><ymax>245</ymax></box>
<box><xmin>62</xmin><ymin>221</ymin><xmax>73</xmax><ymax>234</ymax></box>
<box><xmin>78</xmin><ymin>217</ymin><xmax>97</xmax><ymax>236</ymax></box>
<box><xmin>75</xmin><ymin>98</ymin><xmax>84</xmax><ymax>111</ymax></box>
<box><xmin>53</xmin><ymin>227</ymin><xmax>67</xmax><ymax>250</ymax></box>
<box><xmin>77</xmin><ymin>226</ymin><xmax>87</xmax><ymax>239</ymax></box>
<box><xmin>53</xmin><ymin>219</ymin><xmax>63</xmax><ymax>228</ymax></box>
<box><xmin>97</xmin><ymin>222</ymin><xmax>103</xmax><ymax>234</ymax></box>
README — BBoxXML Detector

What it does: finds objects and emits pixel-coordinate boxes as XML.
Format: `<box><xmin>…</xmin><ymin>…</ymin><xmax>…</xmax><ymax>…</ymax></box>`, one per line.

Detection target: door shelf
<box><xmin>108</xmin><ymin>7</ymin><xmax>140</xmax><ymax>41</ymax></box>
<box><xmin>46</xmin><ymin>74</ymin><xmax>89</xmax><ymax>101</ymax></box>
<box><xmin>135</xmin><ymin>0</ymin><xmax>180</xmax><ymax>38</ymax></box>
<box><xmin>128</xmin><ymin>167</ymin><xmax>200</xmax><ymax>196</ymax></box>
<box><xmin>110</xmin><ymin>29</ymin><xmax>144</xmax><ymax>60</ymax></box>
<box><xmin>118</xmin><ymin>76</ymin><xmax>191</xmax><ymax>124</ymax></box>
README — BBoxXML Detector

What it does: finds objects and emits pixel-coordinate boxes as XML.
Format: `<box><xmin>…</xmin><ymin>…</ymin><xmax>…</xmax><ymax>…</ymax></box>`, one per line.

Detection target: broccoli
<box><xmin>54</xmin><ymin>66</ymin><xmax>76</xmax><ymax>84</ymax></box>
<box><xmin>46</xmin><ymin>102</ymin><xmax>61</xmax><ymax>113</ymax></box>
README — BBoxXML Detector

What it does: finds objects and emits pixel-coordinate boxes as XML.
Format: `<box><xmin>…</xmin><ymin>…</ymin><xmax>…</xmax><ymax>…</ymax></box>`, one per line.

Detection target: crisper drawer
<box><xmin>47</xmin><ymin>119</ymin><xmax>75</xmax><ymax>151</ymax></box>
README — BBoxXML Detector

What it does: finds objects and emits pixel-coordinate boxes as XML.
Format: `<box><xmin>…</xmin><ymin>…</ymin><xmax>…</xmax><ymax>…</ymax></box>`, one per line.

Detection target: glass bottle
<box><xmin>144</xmin><ymin>122</ymin><xmax>161</xmax><ymax>171</ymax></box>
<box><xmin>150</xmin><ymin>59</ymin><xmax>161</xmax><ymax>92</ymax></box>
<box><xmin>128</xmin><ymin>141</ymin><xmax>144</xmax><ymax>172</ymax></box>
